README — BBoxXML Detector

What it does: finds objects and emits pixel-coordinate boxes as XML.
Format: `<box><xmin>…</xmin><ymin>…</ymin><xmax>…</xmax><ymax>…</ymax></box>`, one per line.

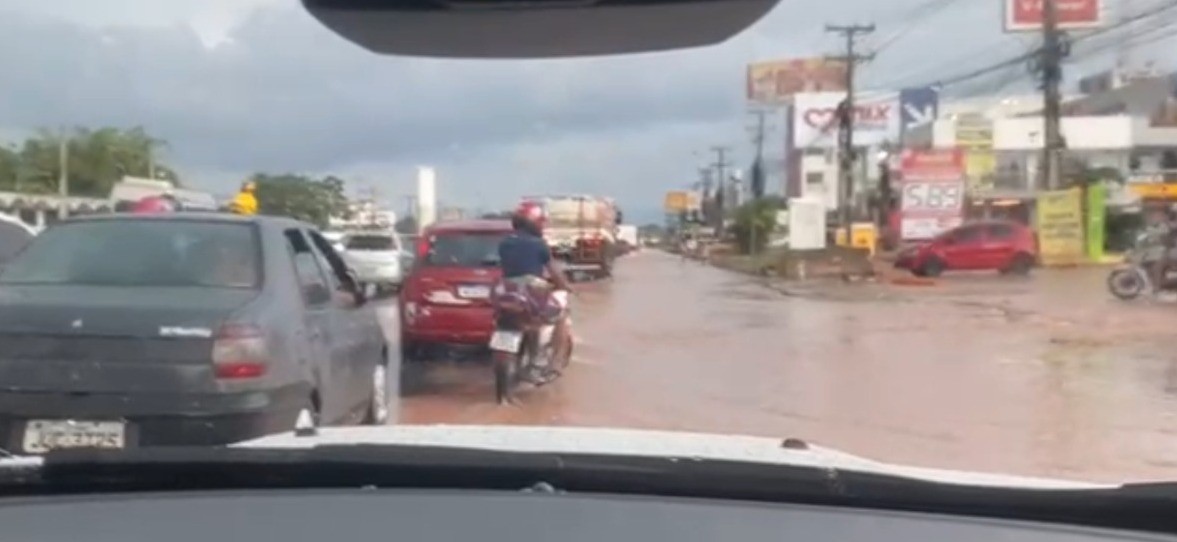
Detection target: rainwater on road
<box><xmin>391</xmin><ymin>250</ymin><xmax>1177</xmax><ymax>483</ymax></box>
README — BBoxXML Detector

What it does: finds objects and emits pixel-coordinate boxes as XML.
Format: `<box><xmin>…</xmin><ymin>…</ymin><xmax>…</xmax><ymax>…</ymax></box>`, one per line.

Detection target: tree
<box><xmin>731</xmin><ymin>196</ymin><xmax>785</xmax><ymax>254</ymax></box>
<box><xmin>394</xmin><ymin>215</ymin><xmax>419</xmax><ymax>234</ymax></box>
<box><xmin>254</xmin><ymin>173</ymin><xmax>352</xmax><ymax>228</ymax></box>
<box><xmin>0</xmin><ymin>126</ymin><xmax>179</xmax><ymax>197</ymax></box>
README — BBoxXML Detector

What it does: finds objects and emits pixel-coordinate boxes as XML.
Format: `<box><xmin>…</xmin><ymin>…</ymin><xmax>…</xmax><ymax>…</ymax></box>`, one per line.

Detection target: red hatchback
<box><xmin>399</xmin><ymin>219</ymin><xmax>512</xmax><ymax>360</ymax></box>
<box><xmin>894</xmin><ymin>220</ymin><xmax>1038</xmax><ymax>277</ymax></box>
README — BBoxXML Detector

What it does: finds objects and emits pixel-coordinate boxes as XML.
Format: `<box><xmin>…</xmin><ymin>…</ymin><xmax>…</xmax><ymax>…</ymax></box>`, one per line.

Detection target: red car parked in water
<box><xmin>398</xmin><ymin>219</ymin><xmax>513</xmax><ymax>362</ymax></box>
<box><xmin>894</xmin><ymin>220</ymin><xmax>1038</xmax><ymax>277</ymax></box>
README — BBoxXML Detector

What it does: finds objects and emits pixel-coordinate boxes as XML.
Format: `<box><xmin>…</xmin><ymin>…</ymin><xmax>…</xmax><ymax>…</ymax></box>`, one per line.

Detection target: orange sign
<box><xmin>664</xmin><ymin>191</ymin><xmax>689</xmax><ymax>212</ymax></box>
<box><xmin>1129</xmin><ymin>183</ymin><xmax>1177</xmax><ymax>199</ymax></box>
<box><xmin>746</xmin><ymin>58</ymin><xmax>847</xmax><ymax>103</ymax></box>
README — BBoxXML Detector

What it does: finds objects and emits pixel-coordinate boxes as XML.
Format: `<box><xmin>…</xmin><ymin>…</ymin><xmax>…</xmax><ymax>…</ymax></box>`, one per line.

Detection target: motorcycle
<box><xmin>1107</xmin><ymin>232</ymin><xmax>1177</xmax><ymax>300</ymax></box>
<box><xmin>488</xmin><ymin>280</ymin><xmax>573</xmax><ymax>404</ymax></box>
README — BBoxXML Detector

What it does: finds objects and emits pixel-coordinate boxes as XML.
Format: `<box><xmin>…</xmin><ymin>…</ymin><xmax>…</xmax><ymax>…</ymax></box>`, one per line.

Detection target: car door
<box><xmin>982</xmin><ymin>223</ymin><xmax>1017</xmax><ymax>269</ymax></box>
<box><xmin>306</xmin><ymin>228</ymin><xmax>380</xmax><ymax>415</ymax></box>
<box><xmin>282</xmin><ymin>228</ymin><xmax>347</xmax><ymax>421</ymax></box>
<box><xmin>942</xmin><ymin>225</ymin><xmax>985</xmax><ymax>270</ymax></box>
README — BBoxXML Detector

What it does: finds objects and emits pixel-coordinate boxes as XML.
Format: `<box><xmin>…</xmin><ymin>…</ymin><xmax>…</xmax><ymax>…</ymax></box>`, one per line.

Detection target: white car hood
<box><xmin>230</xmin><ymin>425</ymin><xmax>1109</xmax><ymax>490</ymax></box>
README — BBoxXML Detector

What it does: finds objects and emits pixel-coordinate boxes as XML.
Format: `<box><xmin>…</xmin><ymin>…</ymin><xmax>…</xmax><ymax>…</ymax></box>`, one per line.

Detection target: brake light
<box><xmin>212</xmin><ymin>324</ymin><xmax>268</xmax><ymax>379</ymax></box>
<box><xmin>416</xmin><ymin>236</ymin><xmax>430</xmax><ymax>258</ymax></box>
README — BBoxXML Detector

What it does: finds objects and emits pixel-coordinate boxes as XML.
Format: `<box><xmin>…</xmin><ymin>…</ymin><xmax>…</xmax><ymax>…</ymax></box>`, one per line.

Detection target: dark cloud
<box><xmin>0</xmin><ymin>0</ymin><xmax>1058</xmax><ymax>214</ymax></box>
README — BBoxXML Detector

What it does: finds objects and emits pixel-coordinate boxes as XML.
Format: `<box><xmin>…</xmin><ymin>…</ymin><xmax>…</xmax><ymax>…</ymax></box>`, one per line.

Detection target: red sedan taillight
<box><xmin>212</xmin><ymin>324</ymin><xmax>268</xmax><ymax>380</ymax></box>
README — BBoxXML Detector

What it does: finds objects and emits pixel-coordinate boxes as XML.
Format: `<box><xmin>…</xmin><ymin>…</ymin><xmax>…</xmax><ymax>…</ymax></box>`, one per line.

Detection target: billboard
<box><xmin>791</xmin><ymin>91</ymin><xmax>901</xmax><ymax>149</ymax></box>
<box><xmin>898</xmin><ymin>148</ymin><xmax>965</xmax><ymax>240</ymax></box>
<box><xmin>747</xmin><ymin>58</ymin><xmax>848</xmax><ymax>104</ymax></box>
<box><xmin>1004</xmin><ymin>0</ymin><xmax>1102</xmax><ymax>32</ymax></box>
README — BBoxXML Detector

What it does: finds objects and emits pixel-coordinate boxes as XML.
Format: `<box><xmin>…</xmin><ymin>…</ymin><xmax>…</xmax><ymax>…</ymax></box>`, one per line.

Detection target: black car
<box><xmin>0</xmin><ymin>213</ymin><xmax>395</xmax><ymax>454</ymax></box>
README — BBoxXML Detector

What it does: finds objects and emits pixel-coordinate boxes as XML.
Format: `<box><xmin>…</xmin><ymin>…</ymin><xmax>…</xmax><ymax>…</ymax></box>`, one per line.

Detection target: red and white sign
<box><xmin>1004</xmin><ymin>0</ymin><xmax>1102</xmax><ymax>32</ymax></box>
<box><xmin>899</xmin><ymin>149</ymin><xmax>965</xmax><ymax>240</ymax></box>
<box><xmin>791</xmin><ymin>91</ymin><xmax>900</xmax><ymax>149</ymax></box>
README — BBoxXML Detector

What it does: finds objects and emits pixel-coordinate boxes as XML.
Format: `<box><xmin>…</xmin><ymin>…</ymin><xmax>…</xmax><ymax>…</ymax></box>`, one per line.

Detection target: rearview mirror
<box><xmin>302</xmin><ymin>0</ymin><xmax>780</xmax><ymax>58</ymax></box>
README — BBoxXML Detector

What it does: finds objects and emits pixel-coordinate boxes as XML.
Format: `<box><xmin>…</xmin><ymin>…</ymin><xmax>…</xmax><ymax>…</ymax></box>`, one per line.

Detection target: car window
<box><xmin>949</xmin><ymin>226</ymin><xmax>982</xmax><ymax>244</ymax></box>
<box><xmin>307</xmin><ymin>229</ymin><xmax>359</xmax><ymax>292</ymax></box>
<box><xmin>345</xmin><ymin>234</ymin><xmax>396</xmax><ymax>251</ymax></box>
<box><xmin>985</xmin><ymin>223</ymin><xmax>1015</xmax><ymax>240</ymax></box>
<box><xmin>423</xmin><ymin>232</ymin><xmax>506</xmax><ymax>267</ymax></box>
<box><xmin>0</xmin><ymin>220</ymin><xmax>260</xmax><ymax>288</ymax></box>
<box><xmin>0</xmin><ymin>220</ymin><xmax>33</xmax><ymax>265</ymax></box>
<box><xmin>284</xmin><ymin>228</ymin><xmax>331</xmax><ymax>305</ymax></box>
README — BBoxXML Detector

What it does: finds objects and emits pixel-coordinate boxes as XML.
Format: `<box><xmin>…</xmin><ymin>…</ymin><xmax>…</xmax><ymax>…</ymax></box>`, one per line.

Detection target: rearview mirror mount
<box><xmin>302</xmin><ymin>0</ymin><xmax>781</xmax><ymax>58</ymax></box>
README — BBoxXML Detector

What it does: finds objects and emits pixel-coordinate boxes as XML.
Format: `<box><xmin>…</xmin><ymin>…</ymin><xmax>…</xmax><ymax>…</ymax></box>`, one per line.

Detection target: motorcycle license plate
<box><xmin>489</xmin><ymin>330</ymin><xmax>523</xmax><ymax>353</ymax></box>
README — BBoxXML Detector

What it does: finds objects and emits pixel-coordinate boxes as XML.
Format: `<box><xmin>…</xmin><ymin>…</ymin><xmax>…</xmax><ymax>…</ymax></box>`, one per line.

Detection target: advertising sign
<box><xmin>898</xmin><ymin>148</ymin><xmax>965</xmax><ymax>240</ymax></box>
<box><xmin>1004</xmin><ymin>0</ymin><xmax>1102</xmax><ymax>32</ymax></box>
<box><xmin>899</xmin><ymin>87</ymin><xmax>939</xmax><ymax>136</ymax></box>
<box><xmin>664</xmin><ymin>191</ymin><xmax>689</xmax><ymax>213</ymax></box>
<box><xmin>747</xmin><ymin>58</ymin><xmax>848</xmax><ymax>104</ymax></box>
<box><xmin>1035</xmin><ymin>188</ymin><xmax>1085</xmax><ymax>266</ymax></box>
<box><xmin>791</xmin><ymin>91</ymin><xmax>901</xmax><ymax>149</ymax></box>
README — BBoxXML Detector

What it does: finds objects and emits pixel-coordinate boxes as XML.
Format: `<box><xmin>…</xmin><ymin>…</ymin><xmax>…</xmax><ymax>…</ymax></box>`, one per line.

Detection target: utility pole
<box><xmin>57</xmin><ymin>126</ymin><xmax>69</xmax><ymax>220</ymax></box>
<box><xmin>825</xmin><ymin>23</ymin><xmax>875</xmax><ymax>235</ymax></box>
<box><xmin>709</xmin><ymin>146</ymin><xmax>732</xmax><ymax>234</ymax></box>
<box><xmin>1039</xmin><ymin>0</ymin><xmax>1063</xmax><ymax>191</ymax></box>
<box><xmin>747</xmin><ymin>108</ymin><xmax>772</xmax><ymax>201</ymax></box>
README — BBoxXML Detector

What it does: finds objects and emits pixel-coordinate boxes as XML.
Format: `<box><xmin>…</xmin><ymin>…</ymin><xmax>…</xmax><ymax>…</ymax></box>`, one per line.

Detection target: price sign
<box><xmin>901</xmin><ymin>181</ymin><xmax>964</xmax><ymax>212</ymax></box>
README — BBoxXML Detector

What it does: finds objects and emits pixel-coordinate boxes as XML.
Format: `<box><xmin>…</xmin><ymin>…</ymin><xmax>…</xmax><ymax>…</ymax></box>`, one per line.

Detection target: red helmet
<box><xmin>514</xmin><ymin>201</ymin><xmax>546</xmax><ymax>232</ymax></box>
<box><xmin>130</xmin><ymin>195</ymin><xmax>178</xmax><ymax>214</ymax></box>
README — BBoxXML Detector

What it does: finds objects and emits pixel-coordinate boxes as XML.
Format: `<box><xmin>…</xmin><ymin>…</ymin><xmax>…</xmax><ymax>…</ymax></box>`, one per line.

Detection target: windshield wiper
<box><xmin>3</xmin><ymin>445</ymin><xmax>1177</xmax><ymax>535</ymax></box>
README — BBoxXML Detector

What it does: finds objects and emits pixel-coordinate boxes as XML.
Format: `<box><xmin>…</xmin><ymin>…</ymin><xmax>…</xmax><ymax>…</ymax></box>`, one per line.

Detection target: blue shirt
<box><xmin>498</xmin><ymin>232</ymin><xmax>551</xmax><ymax>278</ymax></box>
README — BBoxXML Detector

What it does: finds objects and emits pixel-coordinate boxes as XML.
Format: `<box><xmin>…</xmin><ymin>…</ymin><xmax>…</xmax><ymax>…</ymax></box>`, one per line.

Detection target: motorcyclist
<box><xmin>229</xmin><ymin>180</ymin><xmax>259</xmax><ymax>215</ymax></box>
<box><xmin>1142</xmin><ymin>206</ymin><xmax>1172</xmax><ymax>294</ymax></box>
<box><xmin>498</xmin><ymin>202</ymin><xmax>574</xmax><ymax>365</ymax></box>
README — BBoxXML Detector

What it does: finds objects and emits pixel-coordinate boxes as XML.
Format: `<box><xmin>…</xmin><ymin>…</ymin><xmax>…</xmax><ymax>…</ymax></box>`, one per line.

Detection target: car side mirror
<box><xmin>303</xmin><ymin>283</ymin><xmax>332</xmax><ymax>305</ymax></box>
<box><xmin>345</xmin><ymin>268</ymin><xmax>368</xmax><ymax>307</ymax></box>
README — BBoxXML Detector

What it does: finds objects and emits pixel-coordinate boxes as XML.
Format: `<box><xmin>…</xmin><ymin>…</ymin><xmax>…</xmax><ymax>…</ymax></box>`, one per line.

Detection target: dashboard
<box><xmin>2</xmin><ymin>489</ymin><xmax>1172</xmax><ymax>542</ymax></box>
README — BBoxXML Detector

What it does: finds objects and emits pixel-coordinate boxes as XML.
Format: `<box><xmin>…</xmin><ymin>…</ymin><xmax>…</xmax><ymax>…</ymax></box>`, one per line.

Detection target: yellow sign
<box><xmin>964</xmin><ymin>150</ymin><xmax>996</xmax><ymax>192</ymax></box>
<box><xmin>1035</xmin><ymin>188</ymin><xmax>1084</xmax><ymax>266</ymax></box>
<box><xmin>1128</xmin><ymin>183</ymin><xmax>1177</xmax><ymax>200</ymax></box>
<box><xmin>664</xmin><ymin>191</ymin><xmax>689</xmax><ymax>213</ymax></box>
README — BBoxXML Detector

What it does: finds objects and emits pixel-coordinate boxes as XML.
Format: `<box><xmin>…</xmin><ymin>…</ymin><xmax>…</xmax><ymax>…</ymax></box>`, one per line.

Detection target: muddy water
<box><xmin>393</xmin><ymin>251</ymin><xmax>1177</xmax><ymax>483</ymax></box>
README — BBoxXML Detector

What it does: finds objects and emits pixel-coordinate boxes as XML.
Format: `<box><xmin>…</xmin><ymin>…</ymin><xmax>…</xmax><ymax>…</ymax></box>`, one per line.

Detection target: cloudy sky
<box><xmin>0</xmin><ymin>0</ymin><xmax>1161</xmax><ymax>222</ymax></box>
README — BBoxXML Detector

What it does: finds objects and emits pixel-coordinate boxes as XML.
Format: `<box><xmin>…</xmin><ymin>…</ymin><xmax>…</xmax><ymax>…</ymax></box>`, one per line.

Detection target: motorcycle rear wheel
<box><xmin>494</xmin><ymin>334</ymin><xmax>530</xmax><ymax>405</ymax></box>
<box><xmin>1108</xmin><ymin>268</ymin><xmax>1147</xmax><ymax>300</ymax></box>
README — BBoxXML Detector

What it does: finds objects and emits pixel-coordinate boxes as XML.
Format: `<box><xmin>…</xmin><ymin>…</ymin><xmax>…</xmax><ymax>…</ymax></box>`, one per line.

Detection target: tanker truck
<box><xmin>520</xmin><ymin>194</ymin><xmax>621</xmax><ymax>280</ymax></box>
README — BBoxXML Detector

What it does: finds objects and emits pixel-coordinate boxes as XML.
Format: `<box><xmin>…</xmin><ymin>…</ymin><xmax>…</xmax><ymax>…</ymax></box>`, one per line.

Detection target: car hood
<box><xmin>220</xmin><ymin>425</ymin><xmax>1110</xmax><ymax>490</ymax></box>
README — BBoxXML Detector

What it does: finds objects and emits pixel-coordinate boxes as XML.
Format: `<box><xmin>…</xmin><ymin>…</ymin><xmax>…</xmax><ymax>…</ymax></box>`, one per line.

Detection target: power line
<box><xmin>875</xmin><ymin>0</ymin><xmax>1177</xmax><ymax>92</ymax></box>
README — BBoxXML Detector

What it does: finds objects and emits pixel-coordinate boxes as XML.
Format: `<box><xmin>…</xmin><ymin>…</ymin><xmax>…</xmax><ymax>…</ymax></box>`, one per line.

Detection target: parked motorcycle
<box><xmin>1107</xmin><ymin>232</ymin><xmax>1177</xmax><ymax>300</ymax></box>
<box><xmin>488</xmin><ymin>281</ymin><xmax>573</xmax><ymax>404</ymax></box>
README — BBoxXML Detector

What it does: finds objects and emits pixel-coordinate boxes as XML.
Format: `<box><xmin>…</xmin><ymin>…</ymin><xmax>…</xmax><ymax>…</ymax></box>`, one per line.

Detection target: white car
<box><xmin>341</xmin><ymin>230</ymin><xmax>412</xmax><ymax>296</ymax></box>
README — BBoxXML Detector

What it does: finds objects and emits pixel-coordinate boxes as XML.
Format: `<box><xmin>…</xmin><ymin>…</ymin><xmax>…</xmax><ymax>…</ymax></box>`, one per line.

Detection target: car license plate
<box><xmin>488</xmin><ymin>330</ymin><xmax>523</xmax><ymax>353</ymax></box>
<box><xmin>22</xmin><ymin>420</ymin><xmax>126</xmax><ymax>454</ymax></box>
<box><xmin>458</xmin><ymin>285</ymin><xmax>490</xmax><ymax>299</ymax></box>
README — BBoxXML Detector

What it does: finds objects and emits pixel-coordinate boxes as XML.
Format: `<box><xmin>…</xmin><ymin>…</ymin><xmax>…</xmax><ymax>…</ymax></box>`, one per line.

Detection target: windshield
<box><xmin>345</xmin><ymin>234</ymin><xmax>397</xmax><ymax>251</ymax></box>
<box><xmin>423</xmin><ymin>233</ymin><xmax>505</xmax><ymax>267</ymax></box>
<box><xmin>4</xmin><ymin>0</ymin><xmax>1175</xmax><ymax>490</ymax></box>
<box><xmin>0</xmin><ymin>220</ymin><xmax>260</xmax><ymax>289</ymax></box>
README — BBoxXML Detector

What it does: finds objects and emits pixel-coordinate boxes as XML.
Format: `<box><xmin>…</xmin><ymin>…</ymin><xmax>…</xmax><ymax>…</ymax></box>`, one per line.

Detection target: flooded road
<box><xmin>395</xmin><ymin>250</ymin><xmax>1177</xmax><ymax>483</ymax></box>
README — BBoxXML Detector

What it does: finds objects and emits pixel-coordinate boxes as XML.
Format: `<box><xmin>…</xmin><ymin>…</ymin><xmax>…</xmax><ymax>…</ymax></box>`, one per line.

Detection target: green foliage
<box><xmin>0</xmin><ymin>126</ymin><xmax>177</xmax><ymax>197</ymax></box>
<box><xmin>731</xmin><ymin>196</ymin><xmax>785</xmax><ymax>254</ymax></box>
<box><xmin>254</xmin><ymin>173</ymin><xmax>352</xmax><ymax>228</ymax></box>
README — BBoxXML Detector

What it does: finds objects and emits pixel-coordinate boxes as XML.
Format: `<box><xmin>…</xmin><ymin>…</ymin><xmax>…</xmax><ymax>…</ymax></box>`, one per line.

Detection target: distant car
<box><xmin>399</xmin><ymin>219</ymin><xmax>511</xmax><ymax>361</ymax></box>
<box><xmin>341</xmin><ymin>230</ymin><xmax>411</xmax><ymax>296</ymax></box>
<box><xmin>0</xmin><ymin>213</ymin><xmax>394</xmax><ymax>454</ymax></box>
<box><xmin>894</xmin><ymin>220</ymin><xmax>1038</xmax><ymax>277</ymax></box>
